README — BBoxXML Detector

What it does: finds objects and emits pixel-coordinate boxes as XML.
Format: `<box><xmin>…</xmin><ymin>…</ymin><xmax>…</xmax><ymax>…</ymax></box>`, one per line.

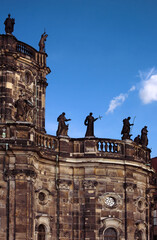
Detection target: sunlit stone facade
<box><xmin>0</xmin><ymin>28</ymin><xmax>155</xmax><ymax>240</ymax></box>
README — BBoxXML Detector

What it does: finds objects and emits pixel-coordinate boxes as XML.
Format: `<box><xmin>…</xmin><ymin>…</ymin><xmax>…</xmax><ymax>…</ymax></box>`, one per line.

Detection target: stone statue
<box><xmin>15</xmin><ymin>95</ymin><xmax>34</xmax><ymax>122</ymax></box>
<box><xmin>84</xmin><ymin>112</ymin><xmax>98</xmax><ymax>137</ymax></box>
<box><xmin>39</xmin><ymin>32</ymin><xmax>48</xmax><ymax>52</ymax></box>
<box><xmin>134</xmin><ymin>135</ymin><xmax>141</xmax><ymax>144</ymax></box>
<box><xmin>56</xmin><ymin>112</ymin><xmax>71</xmax><ymax>136</ymax></box>
<box><xmin>141</xmin><ymin>126</ymin><xmax>148</xmax><ymax>147</ymax></box>
<box><xmin>121</xmin><ymin>117</ymin><xmax>133</xmax><ymax>140</ymax></box>
<box><xmin>4</xmin><ymin>14</ymin><xmax>15</xmax><ymax>34</ymax></box>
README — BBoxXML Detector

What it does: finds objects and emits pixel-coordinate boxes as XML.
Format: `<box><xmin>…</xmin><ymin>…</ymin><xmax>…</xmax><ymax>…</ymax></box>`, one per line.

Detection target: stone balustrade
<box><xmin>0</xmin><ymin>123</ymin><xmax>151</xmax><ymax>163</ymax></box>
<box><xmin>35</xmin><ymin>132</ymin><xmax>58</xmax><ymax>150</ymax></box>
<box><xmin>97</xmin><ymin>139</ymin><xmax>122</xmax><ymax>153</ymax></box>
<box><xmin>16</xmin><ymin>42</ymin><xmax>35</xmax><ymax>59</ymax></box>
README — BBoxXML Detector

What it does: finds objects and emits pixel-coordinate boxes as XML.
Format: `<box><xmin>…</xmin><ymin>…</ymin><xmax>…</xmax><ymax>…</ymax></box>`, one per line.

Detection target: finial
<box><xmin>4</xmin><ymin>14</ymin><xmax>15</xmax><ymax>34</ymax></box>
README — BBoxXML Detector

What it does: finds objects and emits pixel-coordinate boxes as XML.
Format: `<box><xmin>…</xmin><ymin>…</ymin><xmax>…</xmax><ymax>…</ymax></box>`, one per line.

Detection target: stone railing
<box><xmin>34</xmin><ymin>132</ymin><xmax>58</xmax><ymax>151</ymax></box>
<box><xmin>96</xmin><ymin>138</ymin><xmax>150</xmax><ymax>162</ymax></box>
<box><xmin>16</xmin><ymin>40</ymin><xmax>47</xmax><ymax>67</ymax></box>
<box><xmin>0</xmin><ymin>122</ymin><xmax>151</xmax><ymax>163</ymax></box>
<box><xmin>97</xmin><ymin>139</ymin><xmax>123</xmax><ymax>154</ymax></box>
<box><xmin>16</xmin><ymin>42</ymin><xmax>35</xmax><ymax>59</ymax></box>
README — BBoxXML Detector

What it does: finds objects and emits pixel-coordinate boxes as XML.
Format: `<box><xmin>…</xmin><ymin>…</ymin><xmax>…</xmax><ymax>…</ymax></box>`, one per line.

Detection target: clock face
<box><xmin>105</xmin><ymin>196</ymin><xmax>116</xmax><ymax>207</ymax></box>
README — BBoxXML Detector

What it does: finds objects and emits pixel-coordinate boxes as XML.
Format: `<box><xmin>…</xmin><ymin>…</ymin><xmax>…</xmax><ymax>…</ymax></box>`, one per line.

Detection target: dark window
<box><xmin>38</xmin><ymin>224</ymin><xmax>45</xmax><ymax>240</ymax></box>
<box><xmin>104</xmin><ymin>228</ymin><xmax>117</xmax><ymax>240</ymax></box>
<box><xmin>39</xmin><ymin>192</ymin><xmax>46</xmax><ymax>201</ymax></box>
<box><xmin>25</xmin><ymin>72</ymin><xmax>31</xmax><ymax>84</ymax></box>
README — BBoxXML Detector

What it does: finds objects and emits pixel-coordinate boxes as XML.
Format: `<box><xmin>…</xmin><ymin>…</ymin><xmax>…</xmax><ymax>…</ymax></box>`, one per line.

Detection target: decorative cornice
<box><xmin>82</xmin><ymin>180</ymin><xmax>98</xmax><ymax>189</ymax></box>
<box><xmin>57</xmin><ymin>179</ymin><xmax>72</xmax><ymax>190</ymax></box>
<box><xmin>123</xmin><ymin>182</ymin><xmax>137</xmax><ymax>192</ymax></box>
<box><xmin>4</xmin><ymin>169</ymin><xmax>37</xmax><ymax>180</ymax></box>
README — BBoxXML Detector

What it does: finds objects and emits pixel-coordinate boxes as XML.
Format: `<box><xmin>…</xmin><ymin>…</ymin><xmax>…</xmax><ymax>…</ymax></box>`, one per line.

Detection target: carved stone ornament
<box><xmin>98</xmin><ymin>193</ymin><xmax>122</xmax><ymax>209</ymax></box>
<box><xmin>15</xmin><ymin>94</ymin><xmax>34</xmax><ymax>122</ymax></box>
<box><xmin>4</xmin><ymin>169</ymin><xmax>37</xmax><ymax>180</ymax></box>
<box><xmin>134</xmin><ymin>221</ymin><xmax>146</xmax><ymax>240</ymax></box>
<box><xmin>82</xmin><ymin>180</ymin><xmax>98</xmax><ymax>189</ymax></box>
<box><xmin>124</xmin><ymin>182</ymin><xmax>137</xmax><ymax>193</ymax></box>
<box><xmin>57</xmin><ymin>179</ymin><xmax>72</xmax><ymax>190</ymax></box>
<box><xmin>36</xmin><ymin>189</ymin><xmax>51</xmax><ymax>205</ymax></box>
<box><xmin>135</xmin><ymin>197</ymin><xmax>147</xmax><ymax>213</ymax></box>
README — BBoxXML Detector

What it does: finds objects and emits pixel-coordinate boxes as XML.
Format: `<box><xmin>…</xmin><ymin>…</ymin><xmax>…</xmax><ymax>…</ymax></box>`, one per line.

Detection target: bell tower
<box><xmin>0</xmin><ymin>14</ymin><xmax>50</xmax><ymax>132</ymax></box>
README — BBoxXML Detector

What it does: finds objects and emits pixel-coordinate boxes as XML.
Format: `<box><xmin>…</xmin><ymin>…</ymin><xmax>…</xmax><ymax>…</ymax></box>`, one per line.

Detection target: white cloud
<box><xmin>106</xmin><ymin>93</ymin><xmax>127</xmax><ymax>114</ymax></box>
<box><xmin>139</xmin><ymin>74</ymin><xmax>157</xmax><ymax>104</ymax></box>
<box><xmin>129</xmin><ymin>85</ymin><xmax>136</xmax><ymax>92</ymax></box>
<box><xmin>106</xmin><ymin>85</ymin><xmax>136</xmax><ymax>114</ymax></box>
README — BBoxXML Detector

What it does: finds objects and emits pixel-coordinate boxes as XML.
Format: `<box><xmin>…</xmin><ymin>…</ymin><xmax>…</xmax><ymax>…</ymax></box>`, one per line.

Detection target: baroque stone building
<box><xmin>0</xmin><ymin>15</ymin><xmax>156</xmax><ymax>240</ymax></box>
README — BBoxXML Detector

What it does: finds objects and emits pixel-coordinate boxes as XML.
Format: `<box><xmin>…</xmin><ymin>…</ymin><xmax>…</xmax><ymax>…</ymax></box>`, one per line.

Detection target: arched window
<box><xmin>38</xmin><ymin>224</ymin><xmax>46</xmax><ymax>240</ymax></box>
<box><xmin>104</xmin><ymin>228</ymin><xmax>117</xmax><ymax>240</ymax></box>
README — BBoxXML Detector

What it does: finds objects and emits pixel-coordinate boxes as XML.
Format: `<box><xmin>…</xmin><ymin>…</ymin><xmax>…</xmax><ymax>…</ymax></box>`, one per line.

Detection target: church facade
<box><xmin>0</xmin><ymin>15</ymin><xmax>156</xmax><ymax>240</ymax></box>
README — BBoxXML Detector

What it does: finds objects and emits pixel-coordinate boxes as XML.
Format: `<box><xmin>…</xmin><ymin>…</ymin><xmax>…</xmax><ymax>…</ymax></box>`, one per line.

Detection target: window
<box><xmin>38</xmin><ymin>224</ymin><xmax>46</xmax><ymax>240</ymax></box>
<box><xmin>104</xmin><ymin>228</ymin><xmax>117</xmax><ymax>240</ymax></box>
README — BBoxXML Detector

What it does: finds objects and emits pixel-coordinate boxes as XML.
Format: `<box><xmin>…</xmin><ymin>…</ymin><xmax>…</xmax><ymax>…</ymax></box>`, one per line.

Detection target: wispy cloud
<box><xmin>106</xmin><ymin>85</ymin><xmax>136</xmax><ymax>114</ymax></box>
<box><xmin>139</xmin><ymin>68</ymin><xmax>157</xmax><ymax>104</ymax></box>
<box><xmin>129</xmin><ymin>85</ymin><xmax>136</xmax><ymax>92</ymax></box>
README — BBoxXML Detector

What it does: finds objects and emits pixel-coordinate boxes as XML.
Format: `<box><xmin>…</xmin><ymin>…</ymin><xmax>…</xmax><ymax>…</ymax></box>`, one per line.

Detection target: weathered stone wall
<box><xmin>0</xmin><ymin>34</ymin><xmax>50</xmax><ymax>132</ymax></box>
<box><xmin>29</xmin><ymin>137</ymin><xmax>153</xmax><ymax>240</ymax></box>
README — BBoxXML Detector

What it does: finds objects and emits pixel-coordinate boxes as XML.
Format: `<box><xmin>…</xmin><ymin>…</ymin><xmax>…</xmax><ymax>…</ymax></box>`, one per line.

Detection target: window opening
<box><xmin>104</xmin><ymin>228</ymin><xmax>117</xmax><ymax>240</ymax></box>
<box><xmin>38</xmin><ymin>224</ymin><xmax>45</xmax><ymax>240</ymax></box>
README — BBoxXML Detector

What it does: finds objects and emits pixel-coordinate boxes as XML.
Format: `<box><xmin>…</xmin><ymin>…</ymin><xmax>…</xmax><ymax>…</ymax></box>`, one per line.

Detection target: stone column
<box><xmin>82</xmin><ymin>179</ymin><xmax>97</xmax><ymax>240</ymax></box>
<box><xmin>5</xmin><ymin>169</ymin><xmax>36</xmax><ymax>240</ymax></box>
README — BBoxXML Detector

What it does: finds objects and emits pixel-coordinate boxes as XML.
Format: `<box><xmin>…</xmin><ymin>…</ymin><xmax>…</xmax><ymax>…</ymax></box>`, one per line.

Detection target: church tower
<box><xmin>0</xmin><ymin>14</ymin><xmax>50</xmax><ymax>132</ymax></box>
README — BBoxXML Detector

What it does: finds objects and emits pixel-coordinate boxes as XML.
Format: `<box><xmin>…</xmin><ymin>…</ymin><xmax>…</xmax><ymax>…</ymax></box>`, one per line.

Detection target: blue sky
<box><xmin>1</xmin><ymin>0</ymin><xmax>157</xmax><ymax>157</ymax></box>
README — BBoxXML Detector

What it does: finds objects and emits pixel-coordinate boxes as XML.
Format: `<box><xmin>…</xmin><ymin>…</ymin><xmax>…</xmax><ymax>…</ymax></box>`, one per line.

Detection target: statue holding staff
<box><xmin>84</xmin><ymin>112</ymin><xmax>99</xmax><ymax>137</ymax></box>
<box><xmin>121</xmin><ymin>116</ymin><xmax>134</xmax><ymax>140</ymax></box>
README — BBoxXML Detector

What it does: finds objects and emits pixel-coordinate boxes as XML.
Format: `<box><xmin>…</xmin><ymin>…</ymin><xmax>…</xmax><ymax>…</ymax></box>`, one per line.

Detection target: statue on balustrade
<box><xmin>4</xmin><ymin>14</ymin><xmax>15</xmax><ymax>34</ymax></box>
<box><xmin>121</xmin><ymin>117</ymin><xmax>133</xmax><ymax>140</ymax></box>
<box><xmin>84</xmin><ymin>112</ymin><xmax>98</xmax><ymax>137</ymax></box>
<box><xmin>39</xmin><ymin>32</ymin><xmax>48</xmax><ymax>52</ymax></box>
<box><xmin>15</xmin><ymin>95</ymin><xmax>34</xmax><ymax>122</ymax></box>
<box><xmin>134</xmin><ymin>135</ymin><xmax>141</xmax><ymax>144</ymax></box>
<box><xmin>141</xmin><ymin>126</ymin><xmax>148</xmax><ymax>147</ymax></box>
<box><xmin>56</xmin><ymin>112</ymin><xmax>71</xmax><ymax>136</ymax></box>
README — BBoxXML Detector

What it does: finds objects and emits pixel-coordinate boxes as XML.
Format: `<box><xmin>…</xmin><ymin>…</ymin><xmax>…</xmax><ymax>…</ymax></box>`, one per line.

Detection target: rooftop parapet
<box><xmin>0</xmin><ymin>34</ymin><xmax>48</xmax><ymax>68</ymax></box>
<box><xmin>0</xmin><ymin>123</ymin><xmax>149</xmax><ymax>163</ymax></box>
<box><xmin>0</xmin><ymin>121</ymin><xmax>151</xmax><ymax>167</ymax></box>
